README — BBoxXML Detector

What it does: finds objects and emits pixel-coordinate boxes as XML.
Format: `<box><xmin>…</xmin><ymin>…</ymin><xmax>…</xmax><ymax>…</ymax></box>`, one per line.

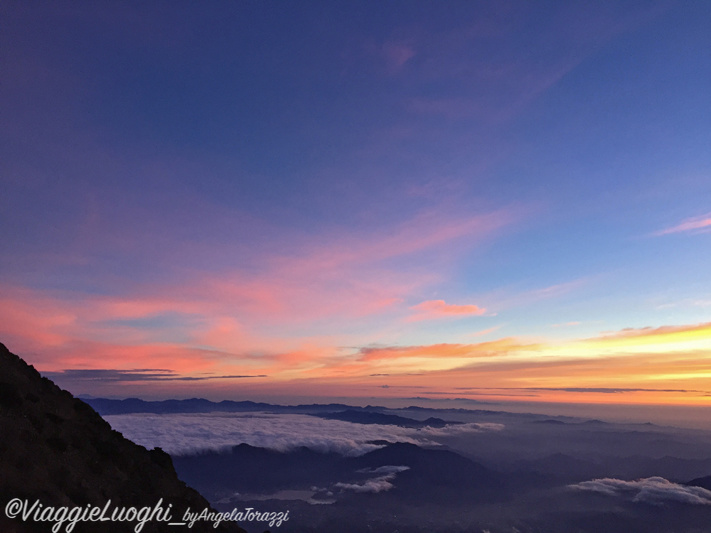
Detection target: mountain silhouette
<box><xmin>174</xmin><ymin>441</ymin><xmax>509</xmax><ymax>508</ymax></box>
<box><xmin>0</xmin><ymin>343</ymin><xmax>246</xmax><ymax>533</ymax></box>
<box><xmin>687</xmin><ymin>475</ymin><xmax>711</xmax><ymax>491</ymax></box>
<box><xmin>312</xmin><ymin>409</ymin><xmax>460</xmax><ymax>428</ymax></box>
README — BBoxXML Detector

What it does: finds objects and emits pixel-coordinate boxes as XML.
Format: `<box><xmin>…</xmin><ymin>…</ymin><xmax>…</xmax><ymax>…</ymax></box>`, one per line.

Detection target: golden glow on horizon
<box><xmin>1</xmin><ymin>283</ymin><xmax>710</xmax><ymax>405</ymax></box>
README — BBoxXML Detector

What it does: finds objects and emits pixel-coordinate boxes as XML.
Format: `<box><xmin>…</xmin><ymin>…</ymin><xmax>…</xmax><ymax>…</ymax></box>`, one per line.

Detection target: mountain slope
<box><xmin>687</xmin><ymin>475</ymin><xmax>711</xmax><ymax>491</ymax></box>
<box><xmin>0</xmin><ymin>343</ymin><xmax>246</xmax><ymax>533</ymax></box>
<box><xmin>173</xmin><ymin>441</ymin><xmax>510</xmax><ymax>507</ymax></box>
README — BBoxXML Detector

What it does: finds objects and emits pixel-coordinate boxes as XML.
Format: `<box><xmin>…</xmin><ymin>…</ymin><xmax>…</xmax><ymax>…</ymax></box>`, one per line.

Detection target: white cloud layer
<box><xmin>104</xmin><ymin>412</ymin><xmax>501</xmax><ymax>456</ymax></box>
<box><xmin>418</xmin><ymin>422</ymin><xmax>504</xmax><ymax>436</ymax></box>
<box><xmin>358</xmin><ymin>465</ymin><xmax>411</xmax><ymax>475</ymax></box>
<box><xmin>570</xmin><ymin>477</ymin><xmax>711</xmax><ymax>505</ymax></box>
<box><xmin>335</xmin><ymin>466</ymin><xmax>410</xmax><ymax>493</ymax></box>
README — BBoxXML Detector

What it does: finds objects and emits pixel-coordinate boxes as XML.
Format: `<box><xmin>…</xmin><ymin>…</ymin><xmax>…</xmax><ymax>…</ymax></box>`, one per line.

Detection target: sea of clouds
<box><xmin>104</xmin><ymin>412</ymin><xmax>502</xmax><ymax>456</ymax></box>
<box><xmin>570</xmin><ymin>476</ymin><xmax>711</xmax><ymax>505</ymax></box>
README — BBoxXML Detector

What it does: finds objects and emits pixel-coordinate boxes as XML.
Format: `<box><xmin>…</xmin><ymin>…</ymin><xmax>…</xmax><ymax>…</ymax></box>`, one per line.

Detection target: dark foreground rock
<box><xmin>0</xmin><ymin>343</ymin><xmax>246</xmax><ymax>533</ymax></box>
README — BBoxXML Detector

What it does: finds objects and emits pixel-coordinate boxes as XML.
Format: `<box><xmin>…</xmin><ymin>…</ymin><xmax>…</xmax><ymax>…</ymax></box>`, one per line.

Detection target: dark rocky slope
<box><xmin>0</xmin><ymin>343</ymin><xmax>246</xmax><ymax>533</ymax></box>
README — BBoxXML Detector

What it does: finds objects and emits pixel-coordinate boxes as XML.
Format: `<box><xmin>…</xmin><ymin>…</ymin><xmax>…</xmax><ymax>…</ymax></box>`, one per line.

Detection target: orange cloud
<box><xmin>589</xmin><ymin>322</ymin><xmax>711</xmax><ymax>349</ymax></box>
<box><xmin>357</xmin><ymin>338</ymin><xmax>533</xmax><ymax>362</ymax></box>
<box><xmin>6</xmin><ymin>202</ymin><xmax>710</xmax><ymax>413</ymax></box>
<box><xmin>408</xmin><ymin>299</ymin><xmax>487</xmax><ymax>320</ymax></box>
<box><xmin>303</xmin><ymin>320</ymin><xmax>711</xmax><ymax>402</ymax></box>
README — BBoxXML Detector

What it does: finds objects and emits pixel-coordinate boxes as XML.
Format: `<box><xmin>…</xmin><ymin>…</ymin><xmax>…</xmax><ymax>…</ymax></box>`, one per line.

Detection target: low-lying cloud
<box><xmin>104</xmin><ymin>412</ymin><xmax>502</xmax><ymax>456</ymax></box>
<box><xmin>335</xmin><ymin>466</ymin><xmax>410</xmax><ymax>494</ymax></box>
<box><xmin>570</xmin><ymin>477</ymin><xmax>711</xmax><ymax>505</ymax></box>
<box><xmin>417</xmin><ymin>422</ymin><xmax>504</xmax><ymax>436</ymax></box>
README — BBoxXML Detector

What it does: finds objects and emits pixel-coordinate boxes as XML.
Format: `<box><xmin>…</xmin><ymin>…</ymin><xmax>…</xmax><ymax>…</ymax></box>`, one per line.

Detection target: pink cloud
<box><xmin>277</xmin><ymin>208</ymin><xmax>514</xmax><ymax>273</ymax></box>
<box><xmin>382</xmin><ymin>41</ymin><xmax>415</xmax><ymax>72</ymax></box>
<box><xmin>409</xmin><ymin>299</ymin><xmax>487</xmax><ymax>321</ymax></box>
<box><xmin>655</xmin><ymin>213</ymin><xmax>711</xmax><ymax>236</ymax></box>
<box><xmin>0</xmin><ymin>206</ymin><xmax>522</xmax><ymax>390</ymax></box>
<box><xmin>483</xmin><ymin>276</ymin><xmax>592</xmax><ymax>312</ymax></box>
<box><xmin>0</xmin><ymin>286</ymin><xmax>77</xmax><ymax>350</ymax></box>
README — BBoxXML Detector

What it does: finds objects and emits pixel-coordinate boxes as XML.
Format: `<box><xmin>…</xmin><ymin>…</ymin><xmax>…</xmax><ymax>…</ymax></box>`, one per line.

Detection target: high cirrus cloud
<box><xmin>570</xmin><ymin>477</ymin><xmax>711</xmax><ymax>505</ymax></box>
<box><xmin>0</xmin><ymin>207</ymin><xmax>515</xmax><ymax>371</ymax></box>
<box><xmin>655</xmin><ymin>213</ymin><xmax>711</xmax><ymax>236</ymax></box>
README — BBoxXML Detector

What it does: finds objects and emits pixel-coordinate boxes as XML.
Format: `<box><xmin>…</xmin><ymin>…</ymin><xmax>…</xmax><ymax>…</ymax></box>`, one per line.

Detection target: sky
<box><xmin>1</xmin><ymin>1</ymin><xmax>710</xmax><ymax>406</ymax></box>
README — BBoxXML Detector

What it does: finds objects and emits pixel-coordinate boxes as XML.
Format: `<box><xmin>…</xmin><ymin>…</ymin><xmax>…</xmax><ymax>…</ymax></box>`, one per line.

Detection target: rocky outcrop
<box><xmin>0</xmin><ymin>343</ymin><xmax>246</xmax><ymax>533</ymax></box>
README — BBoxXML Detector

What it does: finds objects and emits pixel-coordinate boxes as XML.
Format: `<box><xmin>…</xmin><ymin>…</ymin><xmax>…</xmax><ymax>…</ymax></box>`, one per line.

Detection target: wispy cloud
<box><xmin>357</xmin><ymin>338</ymin><xmax>533</xmax><ymax>362</ymax></box>
<box><xmin>382</xmin><ymin>41</ymin><xmax>415</xmax><ymax>73</ymax></box>
<box><xmin>0</xmin><ymin>205</ymin><xmax>522</xmax><ymax>388</ymax></box>
<box><xmin>335</xmin><ymin>466</ymin><xmax>410</xmax><ymax>494</ymax></box>
<box><xmin>408</xmin><ymin>299</ymin><xmax>488</xmax><ymax>321</ymax></box>
<box><xmin>592</xmin><ymin>322</ymin><xmax>711</xmax><ymax>346</ymax></box>
<box><xmin>44</xmin><ymin>369</ymin><xmax>266</xmax><ymax>382</ymax></box>
<box><xmin>485</xmin><ymin>277</ymin><xmax>593</xmax><ymax>313</ymax></box>
<box><xmin>454</xmin><ymin>387</ymin><xmax>700</xmax><ymax>394</ymax></box>
<box><xmin>0</xmin><ymin>206</ymin><xmax>517</xmax><ymax>359</ymax></box>
<box><xmin>655</xmin><ymin>213</ymin><xmax>711</xmax><ymax>236</ymax></box>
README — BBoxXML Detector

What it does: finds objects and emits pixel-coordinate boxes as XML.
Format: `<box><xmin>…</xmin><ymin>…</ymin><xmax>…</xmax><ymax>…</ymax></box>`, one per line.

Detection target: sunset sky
<box><xmin>2</xmin><ymin>1</ymin><xmax>710</xmax><ymax>405</ymax></box>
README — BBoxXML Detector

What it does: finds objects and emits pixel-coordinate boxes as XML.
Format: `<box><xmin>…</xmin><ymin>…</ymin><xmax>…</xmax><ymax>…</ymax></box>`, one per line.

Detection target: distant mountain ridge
<box><xmin>86</xmin><ymin>396</ymin><xmax>387</xmax><ymax>415</ymax></box>
<box><xmin>687</xmin><ymin>475</ymin><xmax>711</xmax><ymax>491</ymax></box>
<box><xmin>173</xmin><ymin>441</ymin><xmax>509</xmax><ymax>506</ymax></box>
<box><xmin>312</xmin><ymin>409</ymin><xmax>461</xmax><ymax>428</ymax></box>
<box><xmin>84</xmin><ymin>396</ymin><xmax>524</xmax><ymax>420</ymax></box>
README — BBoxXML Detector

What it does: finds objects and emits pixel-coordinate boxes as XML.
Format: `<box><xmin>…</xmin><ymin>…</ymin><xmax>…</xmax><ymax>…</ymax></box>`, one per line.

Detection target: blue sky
<box><xmin>1</xmin><ymin>1</ymin><xmax>710</xmax><ymax>403</ymax></box>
